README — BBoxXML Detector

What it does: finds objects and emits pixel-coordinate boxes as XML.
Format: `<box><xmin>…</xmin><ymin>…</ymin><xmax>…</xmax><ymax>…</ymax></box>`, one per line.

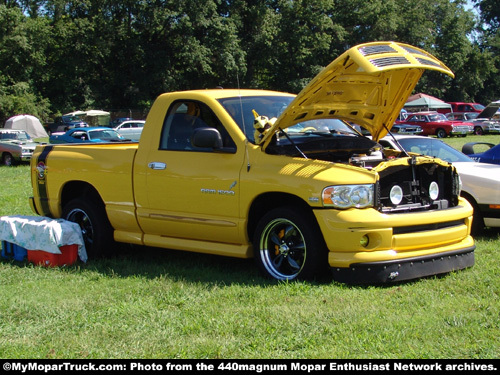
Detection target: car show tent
<box><xmin>403</xmin><ymin>93</ymin><xmax>452</xmax><ymax>112</ymax></box>
<box><xmin>4</xmin><ymin>114</ymin><xmax>48</xmax><ymax>139</ymax></box>
<box><xmin>64</xmin><ymin>110</ymin><xmax>111</xmax><ymax>126</ymax></box>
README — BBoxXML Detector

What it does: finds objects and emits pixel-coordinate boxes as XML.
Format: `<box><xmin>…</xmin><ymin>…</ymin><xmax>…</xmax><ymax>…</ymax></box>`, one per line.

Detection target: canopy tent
<box><xmin>64</xmin><ymin>110</ymin><xmax>110</xmax><ymax>117</ymax></box>
<box><xmin>64</xmin><ymin>110</ymin><xmax>111</xmax><ymax>126</ymax></box>
<box><xmin>4</xmin><ymin>114</ymin><xmax>48</xmax><ymax>139</ymax></box>
<box><xmin>404</xmin><ymin>93</ymin><xmax>451</xmax><ymax>111</ymax></box>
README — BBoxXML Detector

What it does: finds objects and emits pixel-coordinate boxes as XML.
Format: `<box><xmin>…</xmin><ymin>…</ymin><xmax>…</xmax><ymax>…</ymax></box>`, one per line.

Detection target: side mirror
<box><xmin>192</xmin><ymin>128</ymin><xmax>223</xmax><ymax>149</ymax></box>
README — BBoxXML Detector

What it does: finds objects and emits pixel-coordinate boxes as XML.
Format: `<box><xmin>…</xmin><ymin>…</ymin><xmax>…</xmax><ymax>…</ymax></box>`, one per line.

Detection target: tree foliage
<box><xmin>0</xmin><ymin>0</ymin><xmax>498</xmax><ymax>123</ymax></box>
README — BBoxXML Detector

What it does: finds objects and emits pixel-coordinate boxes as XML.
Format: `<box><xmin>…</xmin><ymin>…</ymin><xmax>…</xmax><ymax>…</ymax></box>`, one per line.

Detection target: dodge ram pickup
<box><xmin>30</xmin><ymin>42</ymin><xmax>475</xmax><ymax>283</ymax></box>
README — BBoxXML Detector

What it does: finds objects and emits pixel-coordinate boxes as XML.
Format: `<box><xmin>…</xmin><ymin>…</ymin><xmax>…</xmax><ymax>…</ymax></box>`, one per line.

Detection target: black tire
<box><xmin>436</xmin><ymin>128</ymin><xmax>447</xmax><ymax>138</ymax></box>
<box><xmin>2</xmin><ymin>153</ymin><xmax>14</xmax><ymax>166</ymax></box>
<box><xmin>62</xmin><ymin>197</ymin><xmax>114</xmax><ymax>259</ymax></box>
<box><xmin>253</xmin><ymin>207</ymin><xmax>328</xmax><ymax>281</ymax></box>
<box><xmin>462</xmin><ymin>195</ymin><xmax>484</xmax><ymax>236</ymax></box>
<box><xmin>474</xmin><ymin>126</ymin><xmax>484</xmax><ymax>136</ymax></box>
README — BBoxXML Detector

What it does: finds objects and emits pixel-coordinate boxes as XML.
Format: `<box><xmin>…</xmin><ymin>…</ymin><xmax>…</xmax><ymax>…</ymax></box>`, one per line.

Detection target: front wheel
<box><xmin>253</xmin><ymin>207</ymin><xmax>328</xmax><ymax>281</ymax></box>
<box><xmin>62</xmin><ymin>198</ymin><xmax>114</xmax><ymax>259</ymax></box>
<box><xmin>2</xmin><ymin>153</ymin><xmax>14</xmax><ymax>166</ymax></box>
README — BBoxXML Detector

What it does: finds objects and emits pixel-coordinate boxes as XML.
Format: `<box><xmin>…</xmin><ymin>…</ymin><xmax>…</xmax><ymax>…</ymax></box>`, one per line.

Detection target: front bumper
<box><xmin>331</xmin><ymin>247</ymin><xmax>474</xmax><ymax>284</ymax></box>
<box><xmin>314</xmin><ymin>199</ymin><xmax>475</xmax><ymax>282</ymax></box>
<box><xmin>450</xmin><ymin>129</ymin><xmax>472</xmax><ymax>136</ymax></box>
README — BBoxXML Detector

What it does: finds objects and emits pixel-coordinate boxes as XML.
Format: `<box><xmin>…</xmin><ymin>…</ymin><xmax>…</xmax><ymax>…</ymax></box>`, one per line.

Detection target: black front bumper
<box><xmin>332</xmin><ymin>247</ymin><xmax>475</xmax><ymax>284</ymax></box>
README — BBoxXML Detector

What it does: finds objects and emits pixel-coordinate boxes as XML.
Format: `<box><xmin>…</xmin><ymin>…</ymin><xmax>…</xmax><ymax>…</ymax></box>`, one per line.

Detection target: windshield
<box><xmin>218</xmin><ymin>96</ymin><xmax>293</xmax><ymax>143</ymax></box>
<box><xmin>88</xmin><ymin>130</ymin><xmax>122</xmax><ymax>141</ymax></box>
<box><xmin>0</xmin><ymin>132</ymin><xmax>31</xmax><ymax>141</ymax></box>
<box><xmin>285</xmin><ymin>119</ymin><xmax>360</xmax><ymax>136</ymax></box>
<box><xmin>396</xmin><ymin>137</ymin><xmax>473</xmax><ymax>163</ymax></box>
<box><xmin>427</xmin><ymin>113</ymin><xmax>447</xmax><ymax>121</ymax></box>
<box><xmin>63</xmin><ymin>115</ymin><xmax>83</xmax><ymax>122</ymax></box>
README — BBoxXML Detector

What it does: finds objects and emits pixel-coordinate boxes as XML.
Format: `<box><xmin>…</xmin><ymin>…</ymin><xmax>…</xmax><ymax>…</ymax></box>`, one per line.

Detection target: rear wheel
<box><xmin>436</xmin><ymin>128</ymin><xmax>447</xmax><ymax>138</ymax></box>
<box><xmin>253</xmin><ymin>207</ymin><xmax>328</xmax><ymax>281</ymax></box>
<box><xmin>62</xmin><ymin>197</ymin><xmax>114</xmax><ymax>259</ymax></box>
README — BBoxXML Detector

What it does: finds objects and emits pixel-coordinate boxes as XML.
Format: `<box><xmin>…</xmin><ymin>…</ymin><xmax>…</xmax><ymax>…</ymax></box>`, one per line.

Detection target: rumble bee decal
<box><xmin>36</xmin><ymin>161</ymin><xmax>47</xmax><ymax>179</ymax></box>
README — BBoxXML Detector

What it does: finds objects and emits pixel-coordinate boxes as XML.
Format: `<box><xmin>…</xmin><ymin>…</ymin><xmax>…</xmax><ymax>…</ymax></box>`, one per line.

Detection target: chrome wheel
<box><xmin>65</xmin><ymin>207</ymin><xmax>95</xmax><ymax>250</ymax></box>
<box><xmin>258</xmin><ymin>217</ymin><xmax>307</xmax><ymax>280</ymax></box>
<box><xmin>62</xmin><ymin>197</ymin><xmax>114</xmax><ymax>258</ymax></box>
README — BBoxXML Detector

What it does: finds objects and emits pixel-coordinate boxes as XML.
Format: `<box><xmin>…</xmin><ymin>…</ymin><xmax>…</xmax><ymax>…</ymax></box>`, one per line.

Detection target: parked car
<box><xmin>402</xmin><ymin>111</ymin><xmax>473</xmax><ymax>138</ymax></box>
<box><xmin>46</xmin><ymin>115</ymin><xmax>89</xmax><ymax>134</ymax></box>
<box><xmin>49</xmin><ymin>127</ymin><xmax>127</xmax><ymax>144</ymax></box>
<box><xmin>446</xmin><ymin>109</ymin><xmax>500</xmax><ymax>135</ymax></box>
<box><xmin>445</xmin><ymin>112</ymin><xmax>478</xmax><ymax>121</ymax></box>
<box><xmin>461</xmin><ymin>141</ymin><xmax>500</xmax><ymax>165</ymax></box>
<box><xmin>438</xmin><ymin>102</ymin><xmax>485</xmax><ymax>114</ymax></box>
<box><xmin>113</xmin><ymin>120</ymin><xmax>145</xmax><ymax>141</ymax></box>
<box><xmin>110</xmin><ymin>117</ymin><xmax>132</xmax><ymax>127</ymax></box>
<box><xmin>0</xmin><ymin>129</ymin><xmax>39</xmax><ymax>166</ymax></box>
<box><xmin>379</xmin><ymin>134</ymin><xmax>500</xmax><ymax>233</ymax></box>
<box><xmin>390</xmin><ymin>123</ymin><xmax>423</xmax><ymax>134</ymax></box>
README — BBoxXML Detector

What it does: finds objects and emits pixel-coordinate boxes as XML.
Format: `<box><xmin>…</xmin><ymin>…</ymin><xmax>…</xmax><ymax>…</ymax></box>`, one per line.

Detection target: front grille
<box><xmin>377</xmin><ymin>158</ymin><xmax>459</xmax><ymax>213</ymax></box>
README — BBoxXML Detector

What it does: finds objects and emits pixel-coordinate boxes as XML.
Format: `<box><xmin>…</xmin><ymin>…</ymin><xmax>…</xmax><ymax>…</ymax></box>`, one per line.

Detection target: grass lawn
<box><xmin>0</xmin><ymin>135</ymin><xmax>499</xmax><ymax>359</ymax></box>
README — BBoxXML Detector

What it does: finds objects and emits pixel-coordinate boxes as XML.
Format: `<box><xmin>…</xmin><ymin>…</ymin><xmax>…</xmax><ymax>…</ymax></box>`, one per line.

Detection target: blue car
<box><xmin>49</xmin><ymin>127</ymin><xmax>128</xmax><ymax>144</ymax></box>
<box><xmin>462</xmin><ymin>142</ymin><xmax>500</xmax><ymax>164</ymax></box>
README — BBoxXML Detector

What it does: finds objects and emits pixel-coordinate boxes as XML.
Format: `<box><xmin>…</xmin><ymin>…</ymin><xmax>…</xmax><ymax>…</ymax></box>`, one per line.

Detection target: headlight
<box><xmin>389</xmin><ymin>185</ymin><xmax>403</xmax><ymax>205</ymax></box>
<box><xmin>429</xmin><ymin>181</ymin><xmax>439</xmax><ymax>200</ymax></box>
<box><xmin>322</xmin><ymin>184</ymin><xmax>374</xmax><ymax>209</ymax></box>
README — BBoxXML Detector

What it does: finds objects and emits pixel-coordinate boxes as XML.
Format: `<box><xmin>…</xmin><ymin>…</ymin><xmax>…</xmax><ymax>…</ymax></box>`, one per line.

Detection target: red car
<box><xmin>438</xmin><ymin>102</ymin><xmax>485</xmax><ymax>114</ymax></box>
<box><xmin>402</xmin><ymin>111</ymin><xmax>473</xmax><ymax>138</ymax></box>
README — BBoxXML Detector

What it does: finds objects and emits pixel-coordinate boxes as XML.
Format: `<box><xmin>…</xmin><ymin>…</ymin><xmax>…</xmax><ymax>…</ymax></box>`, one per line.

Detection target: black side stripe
<box><xmin>37</xmin><ymin>145</ymin><xmax>54</xmax><ymax>217</ymax></box>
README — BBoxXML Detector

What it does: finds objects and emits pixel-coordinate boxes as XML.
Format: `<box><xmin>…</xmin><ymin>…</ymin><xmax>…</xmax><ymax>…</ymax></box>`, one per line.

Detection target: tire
<box><xmin>436</xmin><ymin>129</ymin><xmax>447</xmax><ymax>138</ymax></box>
<box><xmin>2</xmin><ymin>153</ymin><xmax>14</xmax><ymax>166</ymax></box>
<box><xmin>253</xmin><ymin>207</ymin><xmax>328</xmax><ymax>281</ymax></box>
<box><xmin>474</xmin><ymin>126</ymin><xmax>484</xmax><ymax>136</ymax></box>
<box><xmin>62</xmin><ymin>197</ymin><xmax>114</xmax><ymax>259</ymax></box>
<box><xmin>462</xmin><ymin>195</ymin><xmax>484</xmax><ymax>236</ymax></box>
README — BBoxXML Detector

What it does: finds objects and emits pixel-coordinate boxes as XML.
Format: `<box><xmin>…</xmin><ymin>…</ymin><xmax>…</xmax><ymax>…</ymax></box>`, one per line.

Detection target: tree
<box><xmin>0</xmin><ymin>4</ymin><xmax>51</xmax><ymax>122</ymax></box>
<box><xmin>475</xmin><ymin>0</ymin><xmax>500</xmax><ymax>104</ymax></box>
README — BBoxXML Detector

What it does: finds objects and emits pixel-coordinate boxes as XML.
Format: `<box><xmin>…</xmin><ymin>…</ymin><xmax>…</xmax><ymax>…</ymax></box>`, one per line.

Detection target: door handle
<box><xmin>148</xmin><ymin>162</ymin><xmax>166</xmax><ymax>170</ymax></box>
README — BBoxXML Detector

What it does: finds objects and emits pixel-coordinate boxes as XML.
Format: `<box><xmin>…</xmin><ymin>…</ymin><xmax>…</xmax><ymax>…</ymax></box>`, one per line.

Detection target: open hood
<box><xmin>476</xmin><ymin>100</ymin><xmax>500</xmax><ymax>119</ymax></box>
<box><xmin>262</xmin><ymin>41</ymin><xmax>454</xmax><ymax>145</ymax></box>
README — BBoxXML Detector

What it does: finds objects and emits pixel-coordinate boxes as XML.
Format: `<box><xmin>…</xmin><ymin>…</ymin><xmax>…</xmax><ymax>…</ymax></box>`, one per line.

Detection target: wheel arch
<box><xmin>247</xmin><ymin>192</ymin><xmax>315</xmax><ymax>243</ymax></box>
<box><xmin>61</xmin><ymin>181</ymin><xmax>105</xmax><ymax>212</ymax></box>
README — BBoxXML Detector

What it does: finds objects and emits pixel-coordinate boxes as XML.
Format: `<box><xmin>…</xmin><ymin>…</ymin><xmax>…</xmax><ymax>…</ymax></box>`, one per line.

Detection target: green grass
<box><xmin>1</xmin><ymin>137</ymin><xmax>499</xmax><ymax>359</ymax></box>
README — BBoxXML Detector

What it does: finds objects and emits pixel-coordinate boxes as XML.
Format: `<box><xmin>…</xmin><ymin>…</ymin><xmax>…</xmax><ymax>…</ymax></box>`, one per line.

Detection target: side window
<box><xmin>160</xmin><ymin>100</ymin><xmax>236</xmax><ymax>152</ymax></box>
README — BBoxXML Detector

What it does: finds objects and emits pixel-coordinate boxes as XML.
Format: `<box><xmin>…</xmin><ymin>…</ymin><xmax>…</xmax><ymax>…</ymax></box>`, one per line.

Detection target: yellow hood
<box><xmin>262</xmin><ymin>41</ymin><xmax>454</xmax><ymax>145</ymax></box>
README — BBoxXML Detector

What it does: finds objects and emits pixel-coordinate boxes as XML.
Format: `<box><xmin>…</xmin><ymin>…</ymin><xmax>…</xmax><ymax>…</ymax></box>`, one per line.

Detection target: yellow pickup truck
<box><xmin>30</xmin><ymin>42</ymin><xmax>475</xmax><ymax>283</ymax></box>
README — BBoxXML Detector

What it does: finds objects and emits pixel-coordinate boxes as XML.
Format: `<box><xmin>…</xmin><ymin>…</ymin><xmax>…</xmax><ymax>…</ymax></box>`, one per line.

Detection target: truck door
<box><xmin>134</xmin><ymin>100</ymin><xmax>246</xmax><ymax>248</ymax></box>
